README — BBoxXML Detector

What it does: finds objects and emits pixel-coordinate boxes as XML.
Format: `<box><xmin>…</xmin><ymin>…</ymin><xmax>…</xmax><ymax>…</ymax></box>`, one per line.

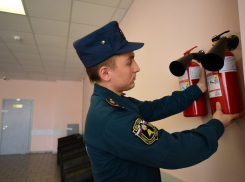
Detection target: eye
<box><xmin>127</xmin><ymin>60</ymin><xmax>133</xmax><ymax>65</ymax></box>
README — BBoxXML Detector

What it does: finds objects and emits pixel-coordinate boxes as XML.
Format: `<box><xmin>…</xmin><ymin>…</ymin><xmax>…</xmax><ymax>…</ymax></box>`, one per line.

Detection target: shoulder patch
<box><xmin>106</xmin><ymin>98</ymin><xmax>125</xmax><ymax>109</ymax></box>
<box><xmin>132</xmin><ymin>118</ymin><xmax>158</xmax><ymax>145</ymax></box>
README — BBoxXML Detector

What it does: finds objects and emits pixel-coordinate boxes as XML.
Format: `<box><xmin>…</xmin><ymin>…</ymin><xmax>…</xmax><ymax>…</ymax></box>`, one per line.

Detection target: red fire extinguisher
<box><xmin>179</xmin><ymin>46</ymin><xmax>207</xmax><ymax>117</ymax></box>
<box><xmin>206</xmin><ymin>32</ymin><xmax>243</xmax><ymax>114</ymax></box>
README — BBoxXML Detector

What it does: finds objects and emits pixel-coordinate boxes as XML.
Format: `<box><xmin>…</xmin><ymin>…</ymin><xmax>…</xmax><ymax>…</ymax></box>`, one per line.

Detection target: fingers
<box><xmin>215</xmin><ymin>102</ymin><xmax>222</xmax><ymax>112</ymax></box>
<box><xmin>197</xmin><ymin>68</ymin><xmax>207</xmax><ymax>93</ymax></box>
<box><xmin>228</xmin><ymin>111</ymin><xmax>244</xmax><ymax>125</ymax></box>
<box><xmin>201</xmin><ymin>67</ymin><xmax>205</xmax><ymax>74</ymax></box>
<box><xmin>231</xmin><ymin>111</ymin><xmax>244</xmax><ymax>120</ymax></box>
<box><xmin>200</xmin><ymin>68</ymin><xmax>205</xmax><ymax>81</ymax></box>
<box><xmin>239</xmin><ymin>111</ymin><xmax>244</xmax><ymax>117</ymax></box>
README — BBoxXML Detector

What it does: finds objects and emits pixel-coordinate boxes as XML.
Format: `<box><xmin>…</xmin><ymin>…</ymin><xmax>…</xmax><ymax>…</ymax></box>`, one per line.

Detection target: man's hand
<box><xmin>213</xmin><ymin>102</ymin><xmax>244</xmax><ymax>127</ymax></box>
<box><xmin>197</xmin><ymin>67</ymin><xmax>207</xmax><ymax>93</ymax></box>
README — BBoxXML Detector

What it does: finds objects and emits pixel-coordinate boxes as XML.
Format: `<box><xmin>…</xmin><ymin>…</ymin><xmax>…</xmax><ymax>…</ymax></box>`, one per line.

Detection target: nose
<box><xmin>133</xmin><ymin>60</ymin><xmax>140</xmax><ymax>72</ymax></box>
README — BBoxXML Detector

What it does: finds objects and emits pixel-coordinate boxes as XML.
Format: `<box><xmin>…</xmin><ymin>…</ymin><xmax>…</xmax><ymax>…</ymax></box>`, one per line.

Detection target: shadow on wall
<box><xmin>161</xmin><ymin>170</ymin><xmax>185</xmax><ymax>182</ymax></box>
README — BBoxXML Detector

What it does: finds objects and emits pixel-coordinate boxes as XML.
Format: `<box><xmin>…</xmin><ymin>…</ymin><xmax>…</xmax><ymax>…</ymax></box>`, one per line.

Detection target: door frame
<box><xmin>0</xmin><ymin>98</ymin><xmax>34</xmax><ymax>154</ymax></box>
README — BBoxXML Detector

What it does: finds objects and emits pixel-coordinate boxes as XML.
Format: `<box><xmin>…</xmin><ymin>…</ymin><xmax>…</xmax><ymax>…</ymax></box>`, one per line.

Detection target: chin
<box><xmin>124</xmin><ymin>85</ymin><xmax>135</xmax><ymax>91</ymax></box>
<box><xmin>129</xmin><ymin>83</ymin><xmax>136</xmax><ymax>90</ymax></box>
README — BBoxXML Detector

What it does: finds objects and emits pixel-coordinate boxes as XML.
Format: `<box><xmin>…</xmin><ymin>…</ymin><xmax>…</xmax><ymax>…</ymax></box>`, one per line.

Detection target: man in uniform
<box><xmin>73</xmin><ymin>21</ymin><xmax>243</xmax><ymax>182</ymax></box>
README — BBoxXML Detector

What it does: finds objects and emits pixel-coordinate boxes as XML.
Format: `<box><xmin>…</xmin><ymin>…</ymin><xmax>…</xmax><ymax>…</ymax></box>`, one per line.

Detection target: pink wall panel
<box><xmin>0</xmin><ymin>79</ymin><xmax>83</xmax><ymax>152</ymax></box>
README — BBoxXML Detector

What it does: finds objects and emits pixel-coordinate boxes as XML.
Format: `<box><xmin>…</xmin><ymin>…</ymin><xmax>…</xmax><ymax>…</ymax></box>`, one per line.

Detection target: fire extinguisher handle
<box><xmin>184</xmin><ymin>46</ymin><xmax>198</xmax><ymax>55</ymax></box>
<box><xmin>192</xmin><ymin>50</ymin><xmax>205</xmax><ymax>63</ymax></box>
<box><xmin>212</xmin><ymin>30</ymin><xmax>230</xmax><ymax>42</ymax></box>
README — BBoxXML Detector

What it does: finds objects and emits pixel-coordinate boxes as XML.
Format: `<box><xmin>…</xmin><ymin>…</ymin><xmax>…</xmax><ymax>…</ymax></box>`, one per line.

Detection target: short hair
<box><xmin>86</xmin><ymin>55</ymin><xmax>117</xmax><ymax>83</ymax></box>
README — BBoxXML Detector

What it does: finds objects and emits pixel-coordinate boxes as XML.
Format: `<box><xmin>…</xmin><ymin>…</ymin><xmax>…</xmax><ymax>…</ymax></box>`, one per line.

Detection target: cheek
<box><xmin>119</xmin><ymin>69</ymin><xmax>132</xmax><ymax>82</ymax></box>
<box><xmin>117</xmin><ymin>73</ymin><xmax>127</xmax><ymax>83</ymax></box>
<box><xmin>112</xmin><ymin>67</ymin><xmax>132</xmax><ymax>84</ymax></box>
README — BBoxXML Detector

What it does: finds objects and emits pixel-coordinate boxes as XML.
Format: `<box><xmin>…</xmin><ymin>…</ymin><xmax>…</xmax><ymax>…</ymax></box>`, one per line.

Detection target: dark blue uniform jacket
<box><xmin>84</xmin><ymin>84</ymin><xmax>224</xmax><ymax>182</ymax></box>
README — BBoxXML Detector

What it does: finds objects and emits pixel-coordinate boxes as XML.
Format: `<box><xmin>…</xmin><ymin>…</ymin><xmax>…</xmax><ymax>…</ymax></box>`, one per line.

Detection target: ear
<box><xmin>99</xmin><ymin>66</ymin><xmax>111</xmax><ymax>82</ymax></box>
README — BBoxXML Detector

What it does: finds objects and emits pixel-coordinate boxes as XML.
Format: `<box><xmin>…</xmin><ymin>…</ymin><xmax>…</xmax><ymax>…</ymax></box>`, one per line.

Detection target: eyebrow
<box><xmin>128</xmin><ymin>55</ymin><xmax>134</xmax><ymax>60</ymax></box>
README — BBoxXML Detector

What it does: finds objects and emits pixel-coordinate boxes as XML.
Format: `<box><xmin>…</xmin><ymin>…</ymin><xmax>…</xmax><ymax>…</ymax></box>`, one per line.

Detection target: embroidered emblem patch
<box><xmin>106</xmin><ymin>98</ymin><xmax>125</xmax><ymax>109</ymax></box>
<box><xmin>132</xmin><ymin>118</ymin><xmax>158</xmax><ymax>145</ymax></box>
<box><xmin>106</xmin><ymin>98</ymin><xmax>118</xmax><ymax>106</ymax></box>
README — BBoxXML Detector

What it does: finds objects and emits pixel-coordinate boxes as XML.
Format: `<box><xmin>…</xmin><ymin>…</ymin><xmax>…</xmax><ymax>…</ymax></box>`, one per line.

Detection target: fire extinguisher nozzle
<box><xmin>201</xmin><ymin>53</ymin><xmax>224</xmax><ymax>71</ymax></box>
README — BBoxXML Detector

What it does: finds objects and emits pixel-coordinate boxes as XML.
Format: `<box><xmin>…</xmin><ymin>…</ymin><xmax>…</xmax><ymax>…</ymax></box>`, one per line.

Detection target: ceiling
<box><xmin>0</xmin><ymin>0</ymin><xmax>134</xmax><ymax>82</ymax></box>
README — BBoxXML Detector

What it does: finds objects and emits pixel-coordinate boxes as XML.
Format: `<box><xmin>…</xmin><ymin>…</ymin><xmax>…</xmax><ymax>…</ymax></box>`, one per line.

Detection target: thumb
<box><xmin>216</xmin><ymin>102</ymin><xmax>222</xmax><ymax>111</ymax></box>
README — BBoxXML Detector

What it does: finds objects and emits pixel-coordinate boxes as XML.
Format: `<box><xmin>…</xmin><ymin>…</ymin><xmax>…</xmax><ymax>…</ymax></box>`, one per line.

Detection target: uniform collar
<box><xmin>93</xmin><ymin>83</ymin><xmax>124</xmax><ymax>98</ymax></box>
<box><xmin>93</xmin><ymin>84</ymin><xmax>138</xmax><ymax>113</ymax></box>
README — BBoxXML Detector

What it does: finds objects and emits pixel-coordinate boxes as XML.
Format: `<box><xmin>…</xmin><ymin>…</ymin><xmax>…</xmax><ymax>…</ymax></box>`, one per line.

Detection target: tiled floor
<box><xmin>0</xmin><ymin>153</ymin><xmax>60</xmax><ymax>182</ymax></box>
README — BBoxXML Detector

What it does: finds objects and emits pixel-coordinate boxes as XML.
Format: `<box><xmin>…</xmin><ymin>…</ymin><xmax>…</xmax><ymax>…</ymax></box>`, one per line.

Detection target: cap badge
<box><xmin>132</xmin><ymin>118</ymin><xmax>158</xmax><ymax>145</ymax></box>
<box><xmin>118</xmin><ymin>26</ymin><xmax>126</xmax><ymax>40</ymax></box>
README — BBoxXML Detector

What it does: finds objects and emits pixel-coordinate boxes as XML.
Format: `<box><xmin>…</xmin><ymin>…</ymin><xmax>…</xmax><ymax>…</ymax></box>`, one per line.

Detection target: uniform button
<box><xmin>101</xmin><ymin>40</ymin><xmax>105</xmax><ymax>45</ymax></box>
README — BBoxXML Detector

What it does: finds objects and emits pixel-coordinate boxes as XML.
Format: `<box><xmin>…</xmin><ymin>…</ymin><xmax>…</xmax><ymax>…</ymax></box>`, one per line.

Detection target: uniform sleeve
<box><xmin>101</xmin><ymin>111</ymin><xmax>224</xmax><ymax>169</ymax></box>
<box><xmin>128</xmin><ymin>84</ymin><xmax>203</xmax><ymax>122</ymax></box>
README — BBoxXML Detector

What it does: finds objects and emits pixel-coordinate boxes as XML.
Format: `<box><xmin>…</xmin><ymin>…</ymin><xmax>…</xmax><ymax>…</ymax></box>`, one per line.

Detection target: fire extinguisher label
<box><xmin>179</xmin><ymin>81</ymin><xmax>190</xmax><ymax>91</ymax></box>
<box><xmin>219</xmin><ymin>56</ymin><xmax>237</xmax><ymax>73</ymax></box>
<box><xmin>209</xmin><ymin>90</ymin><xmax>222</xmax><ymax>98</ymax></box>
<box><xmin>179</xmin><ymin>70</ymin><xmax>189</xmax><ymax>91</ymax></box>
<box><xmin>206</xmin><ymin>70</ymin><xmax>222</xmax><ymax>98</ymax></box>
<box><xmin>179</xmin><ymin>70</ymin><xmax>188</xmax><ymax>81</ymax></box>
<box><xmin>189</xmin><ymin>66</ymin><xmax>201</xmax><ymax>80</ymax></box>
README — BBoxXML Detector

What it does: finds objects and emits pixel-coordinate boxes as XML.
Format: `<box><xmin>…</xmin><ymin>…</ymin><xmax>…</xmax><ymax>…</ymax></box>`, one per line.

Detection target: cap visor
<box><xmin>116</xmin><ymin>42</ymin><xmax>144</xmax><ymax>54</ymax></box>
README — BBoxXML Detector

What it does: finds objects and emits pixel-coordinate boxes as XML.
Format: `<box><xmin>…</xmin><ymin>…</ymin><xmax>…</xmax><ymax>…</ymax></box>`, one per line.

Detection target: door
<box><xmin>0</xmin><ymin>99</ymin><xmax>33</xmax><ymax>155</ymax></box>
